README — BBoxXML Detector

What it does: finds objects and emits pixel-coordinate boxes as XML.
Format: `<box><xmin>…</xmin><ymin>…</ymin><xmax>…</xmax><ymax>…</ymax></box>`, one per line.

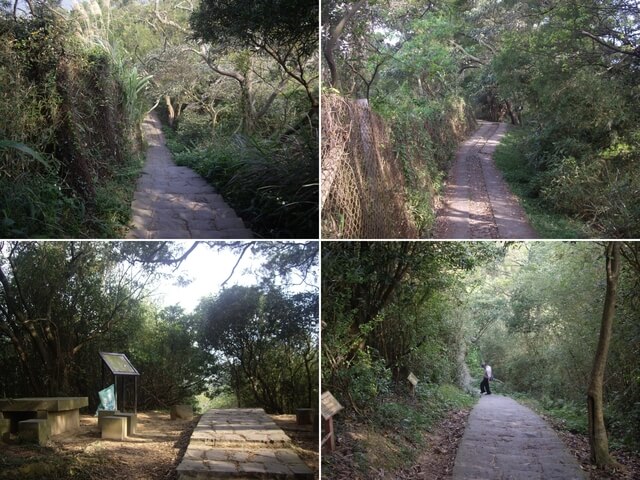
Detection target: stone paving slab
<box><xmin>177</xmin><ymin>408</ymin><xmax>313</xmax><ymax>479</ymax></box>
<box><xmin>127</xmin><ymin>113</ymin><xmax>252</xmax><ymax>239</ymax></box>
<box><xmin>452</xmin><ymin>395</ymin><xmax>585</xmax><ymax>480</ymax></box>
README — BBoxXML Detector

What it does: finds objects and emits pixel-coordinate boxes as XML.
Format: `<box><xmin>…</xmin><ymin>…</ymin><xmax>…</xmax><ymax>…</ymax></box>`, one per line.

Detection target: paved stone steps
<box><xmin>177</xmin><ymin>408</ymin><xmax>313</xmax><ymax>479</ymax></box>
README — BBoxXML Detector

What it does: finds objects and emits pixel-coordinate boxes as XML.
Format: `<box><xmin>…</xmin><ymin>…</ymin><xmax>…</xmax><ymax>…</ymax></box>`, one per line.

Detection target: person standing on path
<box><xmin>480</xmin><ymin>362</ymin><xmax>492</xmax><ymax>395</ymax></box>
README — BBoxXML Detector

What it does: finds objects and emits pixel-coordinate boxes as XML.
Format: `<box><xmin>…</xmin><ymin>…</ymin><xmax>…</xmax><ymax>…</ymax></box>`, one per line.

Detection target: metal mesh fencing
<box><xmin>321</xmin><ymin>95</ymin><xmax>417</xmax><ymax>239</ymax></box>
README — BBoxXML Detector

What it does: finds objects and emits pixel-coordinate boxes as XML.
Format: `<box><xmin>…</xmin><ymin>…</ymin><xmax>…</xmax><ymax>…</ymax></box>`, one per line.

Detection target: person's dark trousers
<box><xmin>480</xmin><ymin>377</ymin><xmax>491</xmax><ymax>394</ymax></box>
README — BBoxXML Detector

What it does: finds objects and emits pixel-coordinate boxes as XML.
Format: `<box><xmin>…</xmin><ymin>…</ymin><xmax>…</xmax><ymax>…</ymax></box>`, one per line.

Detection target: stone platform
<box><xmin>177</xmin><ymin>408</ymin><xmax>313</xmax><ymax>479</ymax></box>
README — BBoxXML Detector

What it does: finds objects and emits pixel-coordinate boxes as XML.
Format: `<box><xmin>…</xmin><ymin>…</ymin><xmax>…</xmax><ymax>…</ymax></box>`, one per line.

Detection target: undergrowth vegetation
<box><xmin>493</xmin><ymin>131</ymin><xmax>593</xmax><ymax>238</ymax></box>
<box><xmin>377</xmin><ymin>95</ymin><xmax>475</xmax><ymax>233</ymax></box>
<box><xmin>322</xmin><ymin>383</ymin><xmax>475</xmax><ymax>477</ymax></box>
<box><xmin>0</xmin><ymin>12</ymin><xmax>145</xmax><ymax>237</ymax></box>
<box><xmin>164</xmin><ymin>116</ymin><xmax>318</xmax><ymax>238</ymax></box>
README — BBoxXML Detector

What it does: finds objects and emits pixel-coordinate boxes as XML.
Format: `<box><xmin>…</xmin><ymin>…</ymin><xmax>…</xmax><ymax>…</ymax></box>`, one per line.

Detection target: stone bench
<box><xmin>0</xmin><ymin>397</ymin><xmax>88</xmax><ymax>436</ymax></box>
<box><xmin>101</xmin><ymin>416</ymin><xmax>127</xmax><ymax>441</ymax></box>
<box><xmin>18</xmin><ymin>419</ymin><xmax>49</xmax><ymax>446</ymax></box>
<box><xmin>113</xmin><ymin>412</ymin><xmax>137</xmax><ymax>436</ymax></box>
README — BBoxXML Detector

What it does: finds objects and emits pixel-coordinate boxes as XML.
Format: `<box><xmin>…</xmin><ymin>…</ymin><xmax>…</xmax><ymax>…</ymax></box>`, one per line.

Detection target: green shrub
<box><xmin>168</xmin><ymin>127</ymin><xmax>318</xmax><ymax>238</ymax></box>
<box><xmin>0</xmin><ymin>13</ymin><xmax>144</xmax><ymax>237</ymax></box>
<box><xmin>334</xmin><ymin>349</ymin><xmax>391</xmax><ymax>412</ymax></box>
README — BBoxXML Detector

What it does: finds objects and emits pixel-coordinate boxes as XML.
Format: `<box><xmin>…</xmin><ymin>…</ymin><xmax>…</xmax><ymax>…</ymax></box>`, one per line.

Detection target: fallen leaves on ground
<box><xmin>396</xmin><ymin>409</ymin><xmax>471</xmax><ymax>480</ymax></box>
<box><xmin>322</xmin><ymin>408</ymin><xmax>471</xmax><ymax>480</ymax></box>
<box><xmin>543</xmin><ymin>414</ymin><xmax>640</xmax><ymax>480</ymax></box>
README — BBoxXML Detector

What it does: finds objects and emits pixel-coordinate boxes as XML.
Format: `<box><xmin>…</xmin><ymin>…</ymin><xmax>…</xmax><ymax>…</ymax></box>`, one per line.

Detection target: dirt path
<box><xmin>0</xmin><ymin>411</ymin><xmax>195</xmax><ymax>480</ymax></box>
<box><xmin>452</xmin><ymin>395</ymin><xmax>585</xmax><ymax>479</ymax></box>
<box><xmin>435</xmin><ymin>121</ymin><xmax>537</xmax><ymax>239</ymax></box>
<box><xmin>127</xmin><ymin>113</ymin><xmax>252</xmax><ymax>239</ymax></box>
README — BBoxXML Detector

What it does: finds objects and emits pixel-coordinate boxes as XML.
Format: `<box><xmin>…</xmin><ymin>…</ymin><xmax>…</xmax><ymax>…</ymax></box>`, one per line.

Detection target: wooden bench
<box><xmin>321</xmin><ymin>391</ymin><xmax>343</xmax><ymax>452</ymax></box>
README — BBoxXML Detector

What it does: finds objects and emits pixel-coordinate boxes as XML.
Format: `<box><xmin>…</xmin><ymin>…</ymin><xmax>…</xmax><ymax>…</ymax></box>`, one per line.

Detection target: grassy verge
<box><xmin>0</xmin><ymin>150</ymin><xmax>143</xmax><ymax>238</ymax></box>
<box><xmin>163</xmin><ymin>127</ymin><xmax>318</xmax><ymax>239</ymax></box>
<box><xmin>493</xmin><ymin>129</ymin><xmax>593</xmax><ymax>238</ymax></box>
<box><xmin>322</xmin><ymin>384</ymin><xmax>476</xmax><ymax>477</ymax></box>
<box><xmin>505</xmin><ymin>390</ymin><xmax>640</xmax><ymax>453</ymax></box>
<box><xmin>509</xmin><ymin>393</ymin><xmax>588</xmax><ymax>434</ymax></box>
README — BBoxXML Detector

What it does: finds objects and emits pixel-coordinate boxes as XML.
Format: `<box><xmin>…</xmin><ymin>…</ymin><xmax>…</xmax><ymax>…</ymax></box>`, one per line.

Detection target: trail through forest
<box><xmin>453</xmin><ymin>395</ymin><xmax>585</xmax><ymax>479</ymax></box>
<box><xmin>127</xmin><ymin>113</ymin><xmax>252</xmax><ymax>239</ymax></box>
<box><xmin>435</xmin><ymin>121</ymin><xmax>538</xmax><ymax>239</ymax></box>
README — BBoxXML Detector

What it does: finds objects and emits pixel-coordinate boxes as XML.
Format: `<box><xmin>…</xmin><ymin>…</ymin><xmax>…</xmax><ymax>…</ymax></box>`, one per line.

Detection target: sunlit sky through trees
<box><xmin>150</xmin><ymin>242</ymin><xmax>318</xmax><ymax>312</ymax></box>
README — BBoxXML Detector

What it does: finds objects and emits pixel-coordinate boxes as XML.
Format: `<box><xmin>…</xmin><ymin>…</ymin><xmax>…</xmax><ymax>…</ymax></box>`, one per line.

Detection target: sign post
<box><xmin>407</xmin><ymin>372</ymin><xmax>419</xmax><ymax>396</ymax></box>
<box><xmin>321</xmin><ymin>391</ymin><xmax>344</xmax><ymax>452</ymax></box>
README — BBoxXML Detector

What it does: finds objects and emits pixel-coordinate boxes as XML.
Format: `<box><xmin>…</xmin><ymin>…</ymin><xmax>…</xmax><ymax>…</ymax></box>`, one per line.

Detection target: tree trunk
<box><xmin>324</xmin><ymin>0</ymin><xmax>365</xmax><ymax>90</ymax></box>
<box><xmin>505</xmin><ymin>100</ymin><xmax>520</xmax><ymax>126</ymax></box>
<box><xmin>240</xmin><ymin>79</ymin><xmax>256</xmax><ymax>135</ymax></box>
<box><xmin>587</xmin><ymin>241</ymin><xmax>621</xmax><ymax>468</ymax></box>
<box><xmin>164</xmin><ymin>95</ymin><xmax>175</xmax><ymax>127</ymax></box>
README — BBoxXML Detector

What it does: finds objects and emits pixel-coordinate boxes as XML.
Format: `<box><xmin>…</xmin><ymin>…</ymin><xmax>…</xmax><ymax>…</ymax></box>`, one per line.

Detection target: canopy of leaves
<box><xmin>191</xmin><ymin>0</ymin><xmax>318</xmax><ymax>54</ymax></box>
<box><xmin>201</xmin><ymin>285</ymin><xmax>318</xmax><ymax>413</ymax></box>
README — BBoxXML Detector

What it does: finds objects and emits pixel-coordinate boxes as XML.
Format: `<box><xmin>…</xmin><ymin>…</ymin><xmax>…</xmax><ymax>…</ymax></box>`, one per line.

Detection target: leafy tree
<box><xmin>200</xmin><ymin>285</ymin><xmax>318</xmax><ymax>413</ymax></box>
<box><xmin>0</xmin><ymin>242</ymin><xmax>151</xmax><ymax>395</ymax></box>
<box><xmin>191</xmin><ymin>0</ymin><xmax>318</xmax><ymax>111</ymax></box>
<box><xmin>130</xmin><ymin>306</ymin><xmax>210</xmax><ymax>408</ymax></box>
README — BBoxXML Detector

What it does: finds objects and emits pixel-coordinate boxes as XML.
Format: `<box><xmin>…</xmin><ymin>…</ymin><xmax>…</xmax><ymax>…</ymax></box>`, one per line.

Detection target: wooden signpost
<box><xmin>321</xmin><ymin>391</ymin><xmax>343</xmax><ymax>452</ymax></box>
<box><xmin>408</xmin><ymin>372</ymin><xmax>419</xmax><ymax>396</ymax></box>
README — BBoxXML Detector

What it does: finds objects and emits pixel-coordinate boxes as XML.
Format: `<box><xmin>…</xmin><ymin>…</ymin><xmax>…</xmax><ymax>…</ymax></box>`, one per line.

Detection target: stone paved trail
<box><xmin>435</xmin><ymin>121</ymin><xmax>538</xmax><ymax>239</ymax></box>
<box><xmin>452</xmin><ymin>395</ymin><xmax>585</xmax><ymax>480</ymax></box>
<box><xmin>127</xmin><ymin>113</ymin><xmax>252</xmax><ymax>239</ymax></box>
<box><xmin>176</xmin><ymin>408</ymin><xmax>313</xmax><ymax>479</ymax></box>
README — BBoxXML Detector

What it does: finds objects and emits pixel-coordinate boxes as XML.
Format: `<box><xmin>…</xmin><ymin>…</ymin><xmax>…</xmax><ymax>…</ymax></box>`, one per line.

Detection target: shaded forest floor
<box><xmin>322</xmin><ymin>391</ymin><xmax>640</xmax><ymax>480</ymax></box>
<box><xmin>0</xmin><ymin>411</ymin><xmax>318</xmax><ymax>480</ymax></box>
<box><xmin>542</xmin><ymin>412</ymin><xmax>640</xmax><ymax>479</ymax></box>
<box><xmin>323</xmin><ymin>406</ymin><xmax>472</xmax><ymax>479</ymax></box>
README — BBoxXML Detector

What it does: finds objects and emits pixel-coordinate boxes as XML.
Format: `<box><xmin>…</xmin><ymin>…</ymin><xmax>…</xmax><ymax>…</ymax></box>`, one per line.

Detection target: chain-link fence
<box><xmin>321</xmin><ymin>95</ymin><xmax>417</xmax><ymax>238</ymax></box>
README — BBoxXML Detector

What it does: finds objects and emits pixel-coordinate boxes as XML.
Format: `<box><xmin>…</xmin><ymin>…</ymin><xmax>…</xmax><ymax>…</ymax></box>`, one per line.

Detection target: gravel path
<box><xmin>435</xmin><ymin>121</ymin><xmax>537</xmax><ymax>239</ymax></box>
<box><xmin>127</xmin><ymin>113</ymin><xmax>252</xmax><ymax>239</ymax></box>
<box><xmin>452</xmin><ymin>395</ymin><xmax>585</xmax><ymax>480</ymax></box>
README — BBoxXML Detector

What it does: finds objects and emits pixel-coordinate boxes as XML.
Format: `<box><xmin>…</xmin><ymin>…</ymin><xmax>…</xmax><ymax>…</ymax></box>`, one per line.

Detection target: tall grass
<box><xmin>165</xmin><ymin>127</ymin><xmax>318</xmax><ymax>238</ymax></box>
<box><xmin>0</xmin><ymin>10</ymin><xmax>144</xmax><ymax>237</ymax></box>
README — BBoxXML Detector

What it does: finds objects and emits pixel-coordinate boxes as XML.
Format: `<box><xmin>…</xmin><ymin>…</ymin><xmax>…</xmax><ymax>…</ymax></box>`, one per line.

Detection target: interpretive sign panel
<box><xmin>321</xmin><ymin>391</ymin><xmax>343</xmax><ymax>420</ymax></box>
<box><xmin>321</xmin><ymin>391</ymin><xmax>344</xmax><ymax>453</ymax></box>
<box><xmin>99</xmin><ymin>352</ymin><xmax>139</xmax><ymax>376</ymax></box>
<box><xmin>408</xmin><ymin>373</ymin><xmax>419</xmax><ymax>386</ymax></box>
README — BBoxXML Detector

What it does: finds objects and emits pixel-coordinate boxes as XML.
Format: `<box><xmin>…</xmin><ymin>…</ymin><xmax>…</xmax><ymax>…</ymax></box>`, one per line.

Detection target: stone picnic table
<box><xmin>0</xmin><ymin>397</ymin><xmax>88</xmax><ymax>436</ymax></box>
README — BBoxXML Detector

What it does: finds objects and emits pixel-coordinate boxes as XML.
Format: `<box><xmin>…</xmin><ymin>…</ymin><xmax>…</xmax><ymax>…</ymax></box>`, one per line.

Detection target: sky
<box><xmin>147</xmin><ymin>242</ymin><xmax>261</xmax><ymax>313</ymax></box>
<box><xmin>146</xmin><ymin>242</ymin><xmax>318</xmax><ymax>313</ymax></box>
